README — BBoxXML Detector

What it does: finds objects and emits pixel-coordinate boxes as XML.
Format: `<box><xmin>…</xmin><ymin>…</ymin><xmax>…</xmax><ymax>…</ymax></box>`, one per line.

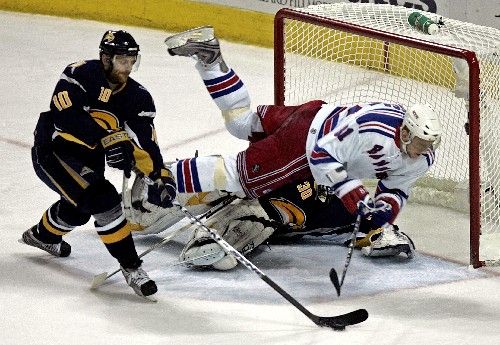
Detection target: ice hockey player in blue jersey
<box><xmin>20</xmin><ymin>30</ymin><xmax>176</xmax><ymax>297</ymax></box>
<box><xmin>158</xmin><ymin>26</ymin><xmax>442</xmax><ymax>270</ymax></box>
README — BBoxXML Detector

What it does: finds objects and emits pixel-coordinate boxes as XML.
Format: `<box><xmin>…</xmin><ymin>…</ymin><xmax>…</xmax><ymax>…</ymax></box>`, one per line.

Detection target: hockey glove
<box><xmin>101</xmin><ymin>131</ymin><xmax>135</xmax><ymax>178</ymax></box>
<box><xmin>363</xmin><ymin>199</ymin><xmax>393</xmax><ymax>228</ymax></box>
<box><xmin>338</xmin><ymin>182</ymin><xmax>370</xmax><ymax>214</ymax></box>
<box><xmin>147</xmin><ymin>168</ymin><xmax>177</xmax><ymax>208</ymax></box>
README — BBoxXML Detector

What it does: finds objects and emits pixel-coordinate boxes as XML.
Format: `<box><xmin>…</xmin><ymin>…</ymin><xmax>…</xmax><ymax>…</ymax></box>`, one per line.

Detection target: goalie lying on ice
<box><xmin>180</xmin><ymin>177</ymin><xmax>415</xmax><ymax>271</ymax></box>
<box><xmin>125</xmin><ymin>173</ymin><xmax>415</xmax><ymax>271</ymax></box>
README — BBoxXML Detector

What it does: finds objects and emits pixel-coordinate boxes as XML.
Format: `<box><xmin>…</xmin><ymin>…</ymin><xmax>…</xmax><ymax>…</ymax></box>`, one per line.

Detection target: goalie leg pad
<box><xmin>180</xmin><ymin>227</ymin><xmax>226</xmax><ymax>266</ymax></box>
<box><xmin>182</xmin><ymin>242</ymin><xmax>227</xmax><ymax>267</ymax></box>
<box><xmin>361</xmin><ymin>224</ymin><xmax>415</xmax><ymax>258</ymax></box>
<box><xmin>179</xmin><ymin>199</ymin><xmax>275</xmax><ymax>270</ymax></box>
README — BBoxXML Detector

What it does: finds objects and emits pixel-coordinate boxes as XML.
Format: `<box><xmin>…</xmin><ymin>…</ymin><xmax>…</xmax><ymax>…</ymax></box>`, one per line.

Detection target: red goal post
<box><xmin>274</xmin><ymin>3</ymin><xmax>500</xmax><ymax>268</ymax></box>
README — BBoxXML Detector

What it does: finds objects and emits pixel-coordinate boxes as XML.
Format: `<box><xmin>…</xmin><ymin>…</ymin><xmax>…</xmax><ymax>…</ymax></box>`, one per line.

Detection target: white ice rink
<box><xmin>1</xmin><ymin>11</ymin><xmax>499</xmax><ymax>345</ymax></box>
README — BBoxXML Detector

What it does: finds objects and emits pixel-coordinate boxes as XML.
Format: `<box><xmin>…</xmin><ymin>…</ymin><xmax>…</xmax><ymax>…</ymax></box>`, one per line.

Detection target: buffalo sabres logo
<box><xmin>103</xmin><ymin>31</ymin><xmax>115</xmax><ymax>43</ymax></box>
<box><xmin>90</xmin><ymin>109</ymin><xmax>121</xmax><ymax>131</ymax></box>
<box><xmin>269</xmin><ymin>198</ymin><xmax>306</xmax><ymax>228</ymax></box>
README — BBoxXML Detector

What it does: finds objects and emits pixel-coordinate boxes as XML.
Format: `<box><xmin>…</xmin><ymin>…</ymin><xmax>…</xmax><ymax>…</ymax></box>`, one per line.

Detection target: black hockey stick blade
<box><xmin>329</xmin><ymin>268</ymin><xmax>341</xmax><ymax>296</ymax></box>
<box><xmin>181</xmin><ymin>206</ymin><xmax>369</xmax><ymax>330</ymax></box>
<box><xmin>314</xmin><ymin>308</ymin><xmax>369</xmax><ymax>330</ymax></box>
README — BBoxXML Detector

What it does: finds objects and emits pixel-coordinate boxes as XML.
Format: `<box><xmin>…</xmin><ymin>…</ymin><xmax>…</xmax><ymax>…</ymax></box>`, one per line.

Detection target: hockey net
<box><xmin>274</xmin><ymin>3</ymin><xmax>500</xmax><ymax>267</ymax></box>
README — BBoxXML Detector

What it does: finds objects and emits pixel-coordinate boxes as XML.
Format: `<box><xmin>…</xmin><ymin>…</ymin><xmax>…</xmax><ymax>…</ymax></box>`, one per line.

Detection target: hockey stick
<box><xmin>178</xmin><ymin>205</ymin><xmax>368</xmax><ymax>330</ymax></box>
<box><xmin>329</xmin><ymin>210</ymin><xmax>363</xmax><ymax>297</ymax></box>
<box><xmin>90</xmin><ymin>192</ymin><xmax>237</xmax><ymax>289</ymax></box>
<box><xmin>330</xmin><ymin>201</ymin><xmax>391</xmax><ymax>296</ymax></box>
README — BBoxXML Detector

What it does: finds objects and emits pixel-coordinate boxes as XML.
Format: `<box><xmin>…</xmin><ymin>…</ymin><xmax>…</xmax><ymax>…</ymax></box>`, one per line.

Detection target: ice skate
<box><xmin>120</xmin><ymin>262</ymin><xmax>158</xmax><ymax>298</ymax></box>
<box><xmin>19</xmin><ymin>225</ymin><xmax>71</xmax><ymax>257</ymax></box>
<box><xmin>164</xmin><ymin>26</ymin><xmax>223</xmax><ymax>67</ymax></box>
<box><xmin>361</xmin><ymin>224</ymin><xmax>415</xmax><ymax>258</ymax></box>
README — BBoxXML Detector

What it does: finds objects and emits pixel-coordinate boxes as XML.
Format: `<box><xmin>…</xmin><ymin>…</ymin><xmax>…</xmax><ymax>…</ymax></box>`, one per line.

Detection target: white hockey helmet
<box><xmin>401</xmin><ymin>103</ymin><xmax>442</xmax><ymax>151</ymax></box>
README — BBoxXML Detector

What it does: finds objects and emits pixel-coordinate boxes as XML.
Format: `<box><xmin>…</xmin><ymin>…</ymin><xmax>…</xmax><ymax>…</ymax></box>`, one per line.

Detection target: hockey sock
<box><xmin>173</xmin><ymin>155</ymin><xmax>243</xmax><ymax>194</ymax></box>
<box><xmin>195</xmin><ymin>62</ymin><xmax>250</xmax><ymax>111</ymax></box>
<box><xmin>36</xmin><ymin>205</ymin><xmax>76</xmax><ymax>243</ymax></box>
<box><xmin>96</xmin><ymin>216</ymin><xmax>140</xmax><ymax>268</ymax></box>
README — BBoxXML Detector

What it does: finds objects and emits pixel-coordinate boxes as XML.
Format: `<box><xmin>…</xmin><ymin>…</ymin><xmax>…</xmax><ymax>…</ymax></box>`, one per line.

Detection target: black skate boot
<box><xmin>19</xmin><ymin>225</ymin><xmax>71</xmax><ymax>257</ymax></box>
<box><xmin>120</xmin><ymin>260</ymin><xmax>158</xmax><ymax>297</ymax></box>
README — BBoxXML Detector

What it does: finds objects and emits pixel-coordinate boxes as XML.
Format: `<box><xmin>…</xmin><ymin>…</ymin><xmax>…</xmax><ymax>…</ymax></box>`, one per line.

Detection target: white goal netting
<box><xmin>275</xmin><ymin>3</ymin><xmax>500</xmax><ymax>266</ymax></box>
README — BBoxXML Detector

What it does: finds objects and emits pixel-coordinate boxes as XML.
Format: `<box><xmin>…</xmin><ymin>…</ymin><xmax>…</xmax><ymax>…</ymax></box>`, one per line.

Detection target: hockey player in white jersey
<box><xmin>158</xmin><ymin>26</ymin><xmax>442</xmax><ymax>270</ymax></box>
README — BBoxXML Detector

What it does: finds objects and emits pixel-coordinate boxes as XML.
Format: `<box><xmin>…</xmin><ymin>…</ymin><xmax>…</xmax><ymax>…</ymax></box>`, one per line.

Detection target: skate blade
<box><xmin>90</xmin><ymin>272</ymin><xmax>109</xmax><ymax>290</ymax></box>
<box><xmin>164</xmin><ymin>26</ymin><xmax>214</xmax><ymax>48</ymax></box>
<box><xmin>141</xmin><ymin>294</ymin><xmax>158</xmax><ymax>303</ymax></box>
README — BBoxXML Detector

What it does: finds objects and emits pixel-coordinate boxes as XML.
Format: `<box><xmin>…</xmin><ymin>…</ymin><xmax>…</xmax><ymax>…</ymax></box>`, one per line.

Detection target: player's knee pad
<box><xmin>54</xmin><ymin>199</ymin><xmax>91</xmax><ymax>227</ymax></box>
<box><xmin>179</xmin><ymin>225</ymin><xmax>228</xmax><ymax>267</ymax></box>
<box><xmin>354</xmin><ymin>227</ymin><xmax>383</xmax><ymax>248</ymax></box>
<box><xmin>79</xmin><ymin>180</ymin><xmax>121</xmax><ymax>216</ymax></box>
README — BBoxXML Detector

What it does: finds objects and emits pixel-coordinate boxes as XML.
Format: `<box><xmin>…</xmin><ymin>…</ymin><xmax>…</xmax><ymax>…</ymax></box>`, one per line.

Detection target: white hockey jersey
<box><xmin>306</xmin><ymin>102</ymin><xmax>436</xmax><ymax>215</ymax></box>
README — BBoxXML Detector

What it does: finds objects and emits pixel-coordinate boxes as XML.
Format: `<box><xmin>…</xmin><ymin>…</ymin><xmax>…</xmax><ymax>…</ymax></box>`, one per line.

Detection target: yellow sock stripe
<box><xmin>160</xmin><ymin>168</ymin><xmax>174</xmax><ymax>179</ymax></box>
<box><xmin>42</xmin><ymin>212</ymin><xmax>70</xmax><ymax>236</ymax></box>
<box><xmin>39</xmin><ymin>165</ymin><xmax>77</xmax><ymax>207</ymax></box>
<box><xmin>98</xmin><ymin>222</ymin><xmax>132</xmax><ymax>244</ymax></box>
<box><xmin>53</xmin><ymin>153</ymin><xmax>90</xmax><ymax>189</ymax></box>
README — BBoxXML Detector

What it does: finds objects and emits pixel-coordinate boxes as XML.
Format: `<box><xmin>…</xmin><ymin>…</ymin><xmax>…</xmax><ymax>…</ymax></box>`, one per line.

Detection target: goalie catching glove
<box><xmin>123</xmin><ymin>168</ymin><xmax>178</xmax><ymax>235</ymax></box>
<box><xmin>124</xmin><ymin>174</ymin><xmax>230</xmax><ymax>235</ymax></box>
<box><xmin>180</xmin><ymin>198</ymin><xmax>275</xmax><ymax>270</ymax></box>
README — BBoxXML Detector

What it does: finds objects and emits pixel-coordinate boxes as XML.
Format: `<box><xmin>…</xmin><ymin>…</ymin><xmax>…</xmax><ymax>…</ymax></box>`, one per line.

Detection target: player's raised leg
<box><xmin>165</xmin><ymin>26</ymin><xmax>263</xmax><ymax>141</ymax></box>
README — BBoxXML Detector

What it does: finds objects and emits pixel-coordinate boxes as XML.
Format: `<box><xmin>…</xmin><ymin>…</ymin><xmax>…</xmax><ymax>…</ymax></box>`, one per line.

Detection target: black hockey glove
<box><xmin>101</xmin><ymin>131</ymin><xmax>135</xmax><ymax>178</ymax></box>
<box><xmin>147</xmin><ymin>168</ymin><xmax>177</xmax><ymax>208</ymax></box>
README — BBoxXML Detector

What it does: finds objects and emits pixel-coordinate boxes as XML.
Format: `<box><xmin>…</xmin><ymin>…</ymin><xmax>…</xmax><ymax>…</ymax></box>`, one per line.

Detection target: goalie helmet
<box><xmin>401</xmin><ymin>103</ymin><xmax>442</xmax><ymax>150</ymax></box>
<box><xmin>99</xmin><ymin>30</ymin><xmax>139</xmax><ymax>56</ymax></box>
